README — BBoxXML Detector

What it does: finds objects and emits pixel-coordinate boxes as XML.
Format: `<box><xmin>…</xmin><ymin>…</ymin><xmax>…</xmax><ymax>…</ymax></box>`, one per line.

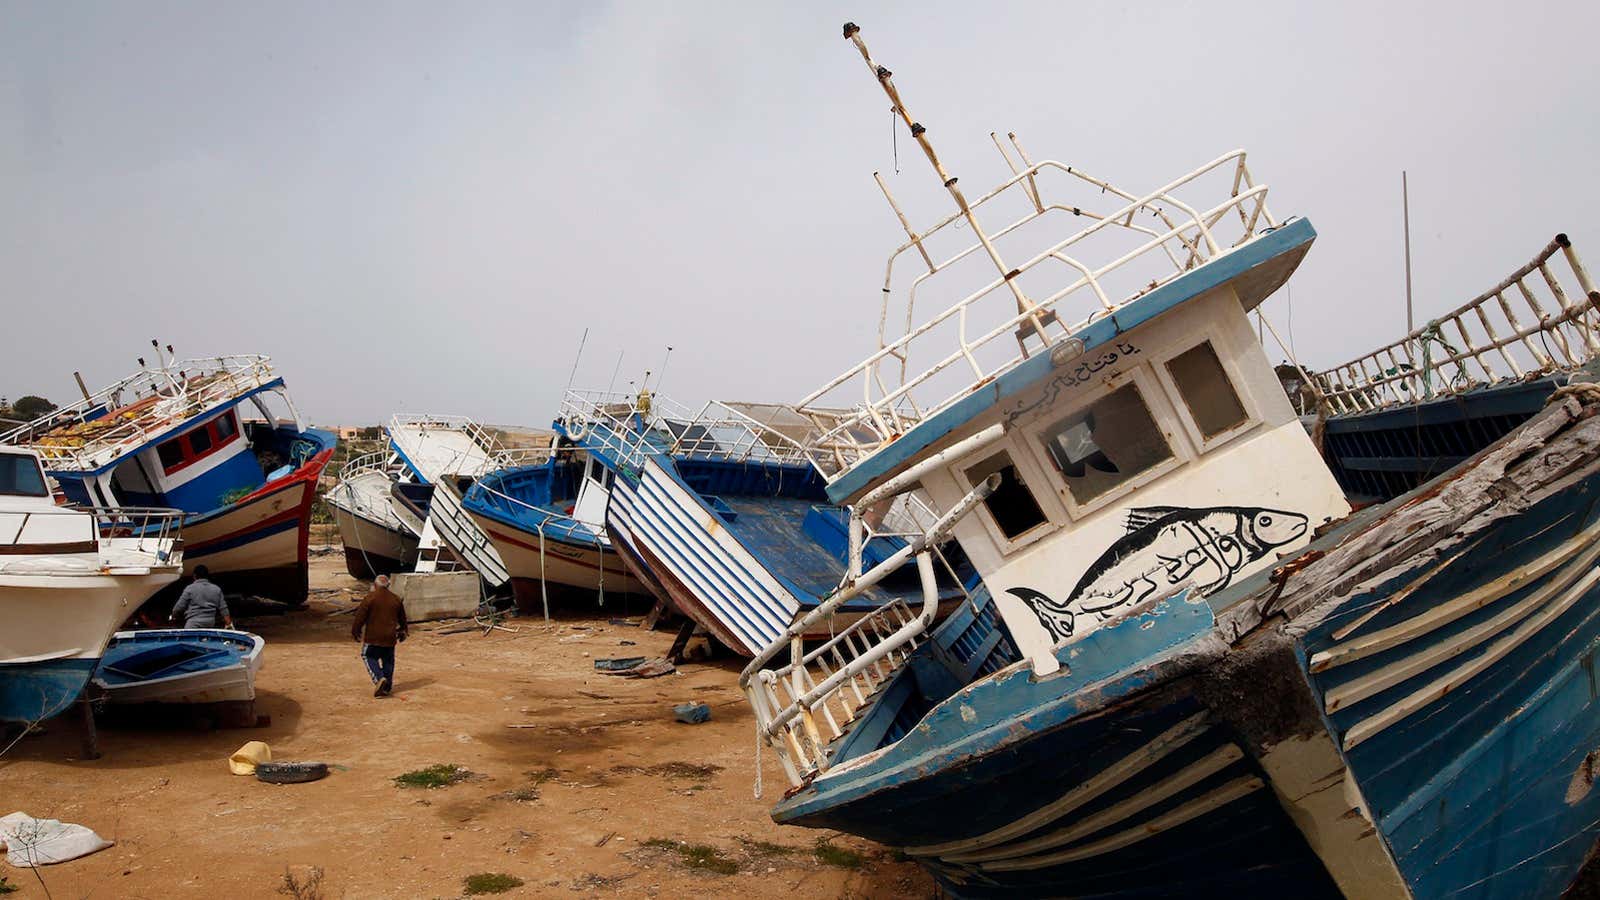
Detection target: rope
<box><xmin>1550</xmin><ymin>381</ymin><xmax>1600</xmax><ymax>406</ymax></box>
<box><xmin>536</xmin><ymin>519</ymin><xmax>551</xmax><ymax>623</ymax></box>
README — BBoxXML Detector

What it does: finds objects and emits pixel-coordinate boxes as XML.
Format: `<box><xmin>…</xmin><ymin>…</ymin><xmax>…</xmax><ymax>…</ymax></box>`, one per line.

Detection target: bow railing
<box><xmin>1312</xmin><ymin>235</ymin><xmax>1600</xmax><ymax>415</ymax></box>
<box><xmin>4</xmin><ymin>356</ymin><xmax>278</xmax><ymax>471</ymax></box>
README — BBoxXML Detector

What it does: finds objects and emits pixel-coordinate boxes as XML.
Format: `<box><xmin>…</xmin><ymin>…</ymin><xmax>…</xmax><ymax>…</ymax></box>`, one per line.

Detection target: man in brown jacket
<box><xmin>352</xmin><ymin>574</ymin><xmax>408</xmax><ymax>697</ymax></box>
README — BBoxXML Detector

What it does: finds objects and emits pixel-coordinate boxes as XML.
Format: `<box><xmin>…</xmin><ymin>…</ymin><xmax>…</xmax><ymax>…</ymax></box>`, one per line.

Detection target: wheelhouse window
<box><xmin>964</xmin><ymin>450</ymin><xmax>1049</xmax><ymax>540</ymax></box>
<box><xmin>154</xmin><ymin>411</ymin><xmax>241</xmax><ymax>475</ymax></box>
<box><xmin>1044</xmin><ymin>383</ymin><xmax>1173</xmax><ymax>505</ymax></box>
<box><xmin>0</xmin><ymin>452</ymin><xmax>48</xmax><ymax>497</ymax></box>
<box><xmin>1166</xmin><ymin>342</ymin><xmax>1247</xmax><ymax>438</ymax></box>
<box><xmin>214</xmin><ymin>411</ymin><xmax>238</xmax><ymax>441</ymax></box>
<box><xmin>188</xmin><ymin>426</ymin><xmax>213</xmax><ymax>454</ymax></box>
<box><xmin>157</xmin><ymin>438</ymin><xmax>185</xmax><ymax>470</ymax></box>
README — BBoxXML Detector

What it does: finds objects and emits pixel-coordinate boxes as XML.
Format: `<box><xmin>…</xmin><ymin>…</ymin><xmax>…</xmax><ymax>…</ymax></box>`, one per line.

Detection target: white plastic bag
<box><xmin>0</xmin><ymin>812</ymin><xmax>114</xmax><ymax>867</ymax></box>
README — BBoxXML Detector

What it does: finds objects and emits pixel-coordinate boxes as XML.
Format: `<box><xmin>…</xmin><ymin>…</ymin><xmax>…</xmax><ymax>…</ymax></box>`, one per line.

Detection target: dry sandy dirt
<box><xmin>0</xmin><ymin>553</ymin><xmax>935</xmax><ymax>899</ymax></box>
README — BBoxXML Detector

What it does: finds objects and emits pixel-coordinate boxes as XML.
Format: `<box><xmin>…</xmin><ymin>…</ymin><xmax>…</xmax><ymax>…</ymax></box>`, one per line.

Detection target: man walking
<box><xmin>170</xmin><ymin>565</ymin><xmax>234</xmax><ymax>629</ymax></box>
<box><xmin>351</xmin><ymin>574</ymin><xmax>408</xmax><ymax>697</ymax></box>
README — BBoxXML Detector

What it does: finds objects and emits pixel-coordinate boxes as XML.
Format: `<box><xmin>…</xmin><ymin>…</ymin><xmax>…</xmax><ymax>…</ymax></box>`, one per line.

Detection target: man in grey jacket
<box><xmin>170</xmin><ymin>565</ymin><xmax>234</xmax><ymax>629</ymax></box>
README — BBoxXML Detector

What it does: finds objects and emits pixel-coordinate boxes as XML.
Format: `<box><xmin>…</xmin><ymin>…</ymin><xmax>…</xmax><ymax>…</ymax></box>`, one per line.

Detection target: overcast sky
<box><xmin>3</xmin><ymin>1</ymin><xmax>1597</xmax><ymax>425</ymax></box>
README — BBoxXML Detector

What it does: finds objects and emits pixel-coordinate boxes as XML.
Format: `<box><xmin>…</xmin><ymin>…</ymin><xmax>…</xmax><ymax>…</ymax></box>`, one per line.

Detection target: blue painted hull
<box><xmin>777</xmin><ymin>461</ymin><xmax>1600</xmax><ymax>898</ymax></box>
<box><xmin>0</xmin><ymin>658</ymin><xmax>98</xmax><ymax>723</ymax></box>
<box><xmin>1301</xmin><ymin>468</ymin><xmax>1600</xmax><ymax>898</ymax></box>
<box><xmin>775</xmin><ymin>600</ymin><xmax>1340</xmax><ymax>897</ymax></box>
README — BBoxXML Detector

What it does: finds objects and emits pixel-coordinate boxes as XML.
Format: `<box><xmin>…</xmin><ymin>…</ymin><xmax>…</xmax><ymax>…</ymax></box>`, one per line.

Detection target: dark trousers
<box><xmin>362</xmin><ymin>644</ymin><xmax>396</xmax><ymax>686</ymax></box>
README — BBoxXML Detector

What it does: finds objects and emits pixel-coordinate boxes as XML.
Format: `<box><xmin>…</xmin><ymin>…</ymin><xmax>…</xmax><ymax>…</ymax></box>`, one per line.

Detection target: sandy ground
<box><xmin>0</xmin><ymin>553</ymin><xmax>934</xmax><ymax>899</ymax></box>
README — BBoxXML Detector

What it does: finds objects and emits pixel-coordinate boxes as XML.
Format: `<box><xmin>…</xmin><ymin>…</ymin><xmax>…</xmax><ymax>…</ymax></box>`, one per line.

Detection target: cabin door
<box><xmin>570</xmin><ymin>454</ymin><xmax>611</xmax><ymax>529</ymax></box>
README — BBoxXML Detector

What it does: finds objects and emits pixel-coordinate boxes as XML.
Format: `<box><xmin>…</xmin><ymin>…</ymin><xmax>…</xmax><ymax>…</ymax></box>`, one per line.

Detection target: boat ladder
<box><xmin>741</xmin><ymin>431</ymin><xmax>1003</xmax><ymax>788</ymax></box>
<box><xmin>412</xmin><ymin>476</ymin><xmax>510</xmax><ymax>586</ymax></box>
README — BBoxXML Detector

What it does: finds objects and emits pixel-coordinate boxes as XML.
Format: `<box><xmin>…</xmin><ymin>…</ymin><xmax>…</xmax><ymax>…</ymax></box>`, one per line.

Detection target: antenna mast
<box><xmin>842</xmin><ymin>22</ymin><xmax>1052</xmax><ymax>350</ymax></box>
<box><xmin>1402</xmin><ymin>171</ymin><xmax>1414</xmax><ymax>335</ymax></box>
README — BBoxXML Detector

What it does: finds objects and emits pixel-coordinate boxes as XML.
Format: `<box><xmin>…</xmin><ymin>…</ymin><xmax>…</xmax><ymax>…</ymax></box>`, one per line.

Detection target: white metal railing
<box><xmin>1312</xmin><ymin>235</ymin><xmax>1600</xmax><ymax>415</ymax></box>
<box><xmin>487</xmin><ymin>446</ymin><xmax>557</xmax><ymax>470</ymax></box>
<box><xmin>784</xmin><ymin>147</ymin><xmax>1279</xmax><ymax>477</ymax></box>
<box><xmin>741</xmin><ymin>466</ymin><xmax>1000</xmax><ymax>787</ymax></box>
<box><xmin>746</xmin><ymin>597</ymin><xmax>927</xmax><ymax>785</ymax></box>
<box><xmin>0</xmin><ymin>505</ymin><xmax>185</xmax><ymax>571</ymax></box>
<box><xmin>388</xmin><ymin>413</ymin><xmax>503</xmax><ymax>454</ymax></box>
<box><xmin>558</xmin><ymin>390</ymin><xmax>814</xmax><ymax>471</ymax></box>
<box><xmin>337</xmin><ymin>449</ymin><xmax>392</xmax><ymax>483</ymax></box>
<box><xmin>2</xmin><ymin>356</ymin><xmax>278</xmax><ymax>471</ymax></box>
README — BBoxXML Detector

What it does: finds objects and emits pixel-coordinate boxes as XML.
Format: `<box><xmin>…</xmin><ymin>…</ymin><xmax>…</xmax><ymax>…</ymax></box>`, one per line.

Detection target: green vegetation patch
<box><xmin>643</xmin><ymin>838</ymin><xmax>739</xmax><ymax>875</ymax></box>
<box><xmin>813</xmin><ymin>840</ymin><xmax>865</xmax><ymax>869</ymax></box>
<box><xmin>739</xmin><ymin>838</ymin><xmax>799</xmax><ymax>857</ymax></box>
<box><xmin>393</xmin><ymin>763</ymin><xmax>473</xmax><ymax>789</ymax></box>
<box><xmin>463</xmin><ymin>872</ymin><xmax>525</xmax><ymax>895</ymax></box>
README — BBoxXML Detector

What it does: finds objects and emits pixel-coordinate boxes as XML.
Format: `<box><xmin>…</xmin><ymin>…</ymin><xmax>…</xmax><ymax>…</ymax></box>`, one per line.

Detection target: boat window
<box><xmin>188</xmin><ymin>426</ymin><xmax>213</xmax><ymax>454</ymax></box>
<box><xmin>214</xmin><ymin>411</ymin><xmax>238</xmax><ymax>441</ymax></box>
<box><xmin>1166</xmin><ymin>342</ymin><xmax>1247</xmax><ymax>438</ymax></box>
<box><xmin>1044</xmin><ymin>383</ymin><xmax>1173</xmax><ymax>505</ymax></box>
<box><xmin>0</xmin><ymin>452</ymin><xmax>48</xmax><ymax>497</ymax></box>
<box><xmin>157</xmin><ymin>438</ymin><xmax>185</xmax><ymax>470</ymax></box>
<box><xmin>964</xmin><ymin>450</ymin><xmax>1049</xmax><ymax>539</ymax></box>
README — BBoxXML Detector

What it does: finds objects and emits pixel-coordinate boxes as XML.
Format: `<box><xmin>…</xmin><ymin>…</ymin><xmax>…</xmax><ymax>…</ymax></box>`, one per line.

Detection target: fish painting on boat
<box><xmin>1010</xmin><ymin>505</ymin><xmax>1308</xmax><ymax>642</ymax></box>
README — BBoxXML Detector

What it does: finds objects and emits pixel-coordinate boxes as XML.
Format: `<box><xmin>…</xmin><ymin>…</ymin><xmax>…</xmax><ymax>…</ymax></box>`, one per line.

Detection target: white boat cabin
<box><xmin>912</xmin><ymin>278</ymin><xmax>1348</xmax><ymax>672</ymax></box>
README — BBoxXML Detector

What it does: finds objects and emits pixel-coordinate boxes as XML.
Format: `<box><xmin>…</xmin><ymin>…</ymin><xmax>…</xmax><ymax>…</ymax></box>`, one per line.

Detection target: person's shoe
<box><xmin>374</xmin><ymin>678</ymin><xmax>391</xmax><ymax>697</ymax></box>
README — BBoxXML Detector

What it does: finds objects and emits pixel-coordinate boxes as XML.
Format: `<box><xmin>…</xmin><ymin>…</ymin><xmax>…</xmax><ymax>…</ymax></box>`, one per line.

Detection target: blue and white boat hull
<box><xmin>0</xmin><ymin>569</ymin><xmax>182</xmax><ymax>722</ymax></box>
<box><xmin>92</xmin><ymin>629</ymin><xmax>264</xmax><ymax>705</ymax></box>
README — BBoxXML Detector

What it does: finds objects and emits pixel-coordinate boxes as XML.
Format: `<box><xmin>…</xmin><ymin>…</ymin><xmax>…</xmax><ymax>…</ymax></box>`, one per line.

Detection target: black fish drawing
<box><xmin>1009</xmin><ymin>506</ymin><xmax>1308</xmax><ymax>643</ymax></box>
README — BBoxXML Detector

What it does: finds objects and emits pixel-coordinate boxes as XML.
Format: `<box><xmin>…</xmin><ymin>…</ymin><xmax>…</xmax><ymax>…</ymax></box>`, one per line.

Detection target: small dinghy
<box><xmin>92</xmin><ymin>629</ymin><xmax>264</xmax><ymax>705</ymax></box>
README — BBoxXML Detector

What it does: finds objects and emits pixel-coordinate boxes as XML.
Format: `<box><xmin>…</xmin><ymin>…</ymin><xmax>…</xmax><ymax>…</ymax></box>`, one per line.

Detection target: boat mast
<box><xmin>842</xmin><ymin>22</ymin><xmax>1052</xmax><ymax>349</ymax></box>
<box><xmin>1403</xmin><ymin>171</ymin><xmax>1414</xmax><ymax>335</ymax></box>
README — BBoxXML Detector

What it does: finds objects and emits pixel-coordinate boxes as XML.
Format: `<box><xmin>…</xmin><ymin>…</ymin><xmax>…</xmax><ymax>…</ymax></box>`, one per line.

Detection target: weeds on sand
<box><xmin>813</xmin><ymin>840</ymin><xmax>866</xmax><ymax>869</ymax></box>
<box><xmin>393</xmin><ymin>764</ymin><xmax>473</xmax><ymax>789</ymax></box>
<box><xmin>642</xmin><ymin>838</ymin><xmax>740</xmax><ymax>875</ymax></box>
<box><xmin>0</xmin><ymin>874</ymin><xmax>16</xmax><ymax>895</ymax></box>
<box><xmin>277</xmin><ymin>866</ymin><xmax>326</xmax><ymax>900</ymax></box>
<box><xmin>463</xmin><ymin>872</ymin><xmax>524</xmax><ymax>895</ymax></box>
<box><xmin>739</xmin><ymin>838</ymin><xmax>799</xmax><ymax>857</ymax></box>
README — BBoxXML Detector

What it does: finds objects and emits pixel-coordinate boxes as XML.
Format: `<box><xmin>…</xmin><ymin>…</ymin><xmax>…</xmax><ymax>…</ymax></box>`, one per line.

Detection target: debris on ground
<box><xmin>673</xmin><ymin>702</ymin><xmax>712</xmax><ymax>725</ymax></box>
<box><xmin>256</xmin><ymin>761</ymin><xmax>331</xmax><ymax>784</ymax></box>
<box><xmin>0</xmin><ymin>812</ymin><xmax>115</xmax><ymax>866</ymax></box>
<box><xmin>593</xmin><ymin>656</ymin><xmax>647</xmax><ymax>671</ymax></box>
<box><xmin>597</xmin><ymin>657</ymin><xmax>676</xmax><ymax>678</ymax></box>
<box><xmin>229</xmin><ymin>740</ymin><xmax>272</xmax><ymax>775</ymax></box>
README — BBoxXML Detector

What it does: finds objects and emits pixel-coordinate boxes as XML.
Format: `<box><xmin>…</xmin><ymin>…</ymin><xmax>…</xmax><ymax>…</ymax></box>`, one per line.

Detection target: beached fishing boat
<box><xmin>461</xmin><ymin>440</ymin><xmax>645</xmax><ymax>613</ymax></box>
<box><xmin>557</xmin><ymin>391</ymin><xmax>974</xmax><ymax>657</ymax></box>
<box><xmin>737</xmin><ymin>25</ymin><xmax>1600</xmax><ymax>898</ymax></box>
<box><xmin>91</xmin><ymin>629</ymin><xmax>264</xmax><ymax>705</ymax></box>
<box><xmin>2</xmin><ymin>349</ymin><xmax>334</xmax><ymax>606</ymax></box>
<box><xmin>0</xmin><ymin>446</ymin><xmax>184</xmax><ymax>723</ymax></box>
<box><xmin>385</xmin><ymin>414</ymin><xmax>509</xmax><ymax>586</ymax></box>
<box><xmin>326</xmin><ymin>450</ymin><xmax>420</xmax><ymax>579</ymax></box>
<box><xmin>1309</xmin><ymin>234</ymin><xmax>1599</xmax><ymax>501</ymax></box>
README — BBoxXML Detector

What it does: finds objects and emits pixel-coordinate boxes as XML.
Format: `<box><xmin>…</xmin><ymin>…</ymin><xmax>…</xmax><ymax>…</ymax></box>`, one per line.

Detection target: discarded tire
<box><xmin>255</xmin><ymin>761</ymin><xmax>329</xmax><ymax>784</ymax></box>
